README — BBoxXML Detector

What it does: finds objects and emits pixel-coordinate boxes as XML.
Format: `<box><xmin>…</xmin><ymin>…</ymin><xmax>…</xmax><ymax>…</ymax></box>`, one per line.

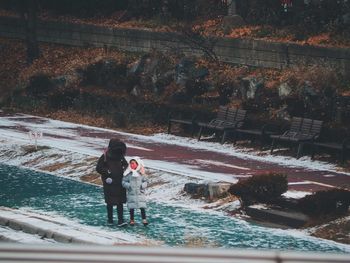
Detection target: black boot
<box><xmin>117</xmin><ymin>203</ymin><xmax>127</xmax><ymax>227</ymax></box>
<box><xmin>107</xmin><ymin>204</ymin><xmax>114</xmax><ymax>224</ymax></box>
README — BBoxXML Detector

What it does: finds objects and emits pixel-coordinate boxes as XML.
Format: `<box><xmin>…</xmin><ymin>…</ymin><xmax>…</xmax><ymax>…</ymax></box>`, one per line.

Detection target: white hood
<box><xmin>123</xmin><ymin>156</ymin><xmax>144</xmax><ymax>176</ymax></box>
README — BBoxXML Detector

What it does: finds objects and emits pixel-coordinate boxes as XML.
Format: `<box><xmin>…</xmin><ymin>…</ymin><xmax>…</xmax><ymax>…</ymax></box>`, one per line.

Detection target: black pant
<box><xmin>107</xmin><ymin>203</ymin><xmax>124</xmax><ymax>224</ymax></box>
<box><xmin>130</xmin><ymin>208</ymin><xmax>146</xmax><ymax>220</ymax></box>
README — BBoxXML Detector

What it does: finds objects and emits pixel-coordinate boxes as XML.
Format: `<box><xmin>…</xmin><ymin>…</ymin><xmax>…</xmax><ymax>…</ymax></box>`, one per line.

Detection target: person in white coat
<box><xmin>122</xmin><ymin>156</ymin><xmax>148</xmax><ymax>226</ymax></box>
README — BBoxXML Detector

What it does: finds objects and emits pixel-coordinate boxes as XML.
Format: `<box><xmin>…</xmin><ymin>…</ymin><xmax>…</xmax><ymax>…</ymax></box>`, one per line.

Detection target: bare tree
<box><xmin>170</xmin><ymin>23</ymin><xmax>220</xmax><ymax>62</ymax></box>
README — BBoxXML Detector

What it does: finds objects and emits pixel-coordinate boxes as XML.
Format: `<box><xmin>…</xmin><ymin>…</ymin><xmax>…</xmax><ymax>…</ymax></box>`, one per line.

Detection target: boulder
<box><xmin>130</xmin><ymin>85</ymin><xmax>141</xmax><ymax>97</ymax></box>
<box><xmin>184</xmin><ymin>182</ymin><xmax>232</xmax><ymax>201</ymax></box>
<box><xmin>207</xmin><ymin>183</ymin><xmax>231</xmax><ymax>201</ymax></box>
<box><xmin>300</xmin><ymin>81</ymin><xmax>317</xmax><ymax>97</ymax></box>
<box><xmin>240</xmin><ymin>77</ymin><xmax>264</xmax><ymax>100</ymax></box>
<box><xmin>278</xmin><ymin>82</ymin><xmax>293</xmax><ymax>98</ymax></box>
<box><xmin>175</xmin><ymin>58</ymin><xmax>195</xmax><ymax>87</ymax></box>
<box><xmin>274</xmin><ymin>105</ymin><xmax>291</xmax><ymax>121</ymax></box>
<box><xmin>152</xmin><ymin>70</ymin><xmax>175</xmax><ymax>94</ymax></box>
<box><xmin>52</xmin><ymin>72</ymin><xmax>80</xmax><ymax>90</ymax></box>
<box><xmin>143</xmin><ymin>56</ymin><xmax>160</xmax><ymax>76</ymax></box>
<box><xmin>184</xmin><ymin>183</ymin><xmax>208</xmax><ymax>199</ymax></box>
<box><xmin>129</xmin><ymin>54</ymin><xmax>149</xmax><ymax>75</ymax></box>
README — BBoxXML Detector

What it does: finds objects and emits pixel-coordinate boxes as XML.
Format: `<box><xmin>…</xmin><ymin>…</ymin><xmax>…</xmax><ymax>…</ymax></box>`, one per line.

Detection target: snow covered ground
<box><xmin>0</xmin><ymin>112</ymin><xmax>349</xmax><ymax>248</ymax></box>
<box><xmin>0</xmin><ymin>207</ymin><xmax>152</xmax><ymax>245</ymax></box>
<box><xmin>0</xmin><ymin>112</ymin><xmax>348</xmax><ymax>192</ymax></box>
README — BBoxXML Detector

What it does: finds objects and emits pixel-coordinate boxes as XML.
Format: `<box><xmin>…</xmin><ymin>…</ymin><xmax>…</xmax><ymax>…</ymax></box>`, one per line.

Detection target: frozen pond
<box><xmin>0</xmin><ymin>164</ymin><xmax>349</xmax><ymax>253</ymax></box>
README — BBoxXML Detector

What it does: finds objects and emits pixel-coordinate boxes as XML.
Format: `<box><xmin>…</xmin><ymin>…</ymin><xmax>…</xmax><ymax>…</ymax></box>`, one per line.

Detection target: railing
<box><xmin>0</xmin><ymin>243</ymin><xmax>349</xmax><ymax>263</ymax></box>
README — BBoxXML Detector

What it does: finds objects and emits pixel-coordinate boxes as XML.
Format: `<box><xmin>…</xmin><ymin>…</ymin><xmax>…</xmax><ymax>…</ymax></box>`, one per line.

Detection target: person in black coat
<box><xmin>96</xmin><ymin>138</ymin><xmax>128</xmax><ymax>226</ymax></box>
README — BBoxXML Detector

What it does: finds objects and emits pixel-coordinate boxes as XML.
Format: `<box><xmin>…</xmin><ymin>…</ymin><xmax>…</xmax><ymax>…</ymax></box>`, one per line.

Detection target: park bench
<box><xmin>270</xmin><ymin>117</ymin><xmax>323</xmax><ymax>159</ymax></box>
<box><xmin>197</xmin><ymin>107</ymin><xmax>246</xmax><ymax>144</ymax></box>
<box><xmin>167</xmin><ymin>113</ymin><xmax>197</xmax><ymax>136</ymax></box>
<box><xmin>311</xmin><ymin>138</ymin><xmax>350</xmax><ymax>164</ymax></box>
<box><xmin>233</xmin><ymin>122</ymin><xmax>280</xmax><ymax>148</ymax></box>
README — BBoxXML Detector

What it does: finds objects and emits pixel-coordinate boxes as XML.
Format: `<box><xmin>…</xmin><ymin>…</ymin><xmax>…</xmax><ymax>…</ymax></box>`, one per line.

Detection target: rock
<box><xmin>174</xmin><ymin>58</ymin><xmax>208</xmax><ymax>85</ymax></box>
<box><xmin>245</xmin><ymin>206</ymin><xmax>310</xmax><ymax>228</ymax></box>
<box><xmin>184</xmin><ymin>183</ymin><xmax>232</xmax><ymax>201</ymax></box>
<box><xmin>129</xmin><ymin>54</ymin><xmax>162</xmax><ymax>77</ymax></box>
<box><xmin>143</xmin><ymin>57</ymin><xmax>160</xmax><ymax>76</ymax></box>
<box><xmin>184</xmin><ymin>183</ymin><xmax>209</xmax><ymax>199</ymax></box>
<box><xmin>185</xmin><ymin>79</ymin><xmax>211</xmax><ymax>99</ymax></box>
<box><xmin>52</xmin><ymin>72</ymin><xmax>80</xmax><ymax>89</ymax></box>
<box><xmin>130</xmin><ymin>53</ymin><xmax>174</xmax><ymax>94</ymax></box>
<box><xmin>175</xmin><ymin>58</ymin><xmax>195</xmax><ymax>87</ymax></box>
<box><xmin>274</xmin><ymin>105</ymin><xmax>291</xmax><ymax>121</ymax></box>
<box><xmin>130</xmin><ymin>85</ymin><xmax>141</xmax><ymax>97</ymax></box>
<box><xmin>299</xmin><ymin>81</ymin><xmax>319</xmax><ymax>108</ymax></box>
<box><xmin>192</xmin><ymin>67</ymin><xmax>209</xmax><ymax>79</ymax></box>
<box><xmin>207</xmin><ymin>183</ymin><xmax>231</xmax><ymax>201</ymax></box>
<box><xmin>153</xmin><ymin>70</ymin><xmax>175</xmax><ymax>94</ymax></box>
<box><xmin>175</xmin><ymin>71</ymin><xmax>189</xmax><ymax>87</ymax></box>
<box><xmin>129</xmin><ymin>54</ymin><xmax>149</xmax><ymax>75</ymax></box>
<box><xmin>240</xmin><ymin>77</ymin><xmax>264</xmax><ymax>100</ymax></box>
<box><xmin>174</xmin><ymin>58</ymin><xmax>210</xmax><ymax>99</ymax></box>
<box><xmin>300</xmin><ymin>81</ymin><xmax>317</xmax><ymax>97</ymax></box>
<box><xmin>278</xmin><ymin>82</ymin><xmax>293</xmax><ymax>98</ymax></box>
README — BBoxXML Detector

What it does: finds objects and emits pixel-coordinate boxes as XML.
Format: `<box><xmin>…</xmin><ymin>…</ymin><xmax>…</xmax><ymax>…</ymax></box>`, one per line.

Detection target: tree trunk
<box><xmin>161</xmin><ymin>0</ymin><xmax>170</xmax><ymax>22</ymax></box>
<box><xmin>20</xmin><ymin>0</ymin><xmax>40</xmax><ymax>64</ymax></box>
<box><xmin>227</xmin><ymin>0</ymin><xmax>237</xmax><ymax>15</ymax></box>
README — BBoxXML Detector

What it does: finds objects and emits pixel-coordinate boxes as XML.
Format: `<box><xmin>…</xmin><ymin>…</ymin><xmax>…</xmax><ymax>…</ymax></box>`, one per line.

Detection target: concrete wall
<box><xmin>0</xmin><ymin>16</ymin><xmax>349</xmax><ymax>73</ymax></box>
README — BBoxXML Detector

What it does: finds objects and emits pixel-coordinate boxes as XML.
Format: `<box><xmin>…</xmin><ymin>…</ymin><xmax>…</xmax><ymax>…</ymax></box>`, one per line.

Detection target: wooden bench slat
<box><xmin>198</xmin><ymin>107</ymin><xmax>247</xmax><ymax>144</ymax></box>
<box><xmin>270</xmin><ymin>117</ymin><xmax>323</xmax><ymax>159</ymax></box>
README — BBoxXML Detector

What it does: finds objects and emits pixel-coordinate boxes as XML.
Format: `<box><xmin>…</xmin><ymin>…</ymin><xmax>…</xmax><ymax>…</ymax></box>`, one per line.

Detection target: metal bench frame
<box><xmin>167</xmin><ymin>113</ymin><xmax>198</xmax><ymax>137</ymax></box>
<box><xmin>270</xmin><ymin>117</ymin><xmax>323</xmax><ymax>159</ymax></box>
<box><xmin>197</xmin><ymin>107</ymin><xmax>247</xmax><ymax>144</ymax></box>
<box><xmin>311</xmin><ymin>138</ymin><xmax>350</xmax><ymax>164</ymax></box>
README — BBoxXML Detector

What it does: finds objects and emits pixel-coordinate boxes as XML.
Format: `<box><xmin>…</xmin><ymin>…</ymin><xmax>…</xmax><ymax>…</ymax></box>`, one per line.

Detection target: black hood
<box><xmin>107</xmin><ymin>138</ymin><xmax>126</xmax><ymax>157</ymax></box>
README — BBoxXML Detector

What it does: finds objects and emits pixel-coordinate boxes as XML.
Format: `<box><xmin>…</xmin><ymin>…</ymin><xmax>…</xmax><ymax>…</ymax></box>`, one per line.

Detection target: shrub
<box><xmin>228</xmin><ymin>173</ymin><xmax>288</xmax><ymax>205</ymax></box>
<box><xmin>298</xmin><ymin>188</ymin><xmax>350</xmax><ymax>217</ymax></box>
<box><xmin>26</xmin><ymin>73</ymin><xmax>54</xmax><ymax>98</ymax></box>
<box><xmin>82</xmin><ymin>59</ymin><xmax>127</xmax><ymax>90</ymax></box>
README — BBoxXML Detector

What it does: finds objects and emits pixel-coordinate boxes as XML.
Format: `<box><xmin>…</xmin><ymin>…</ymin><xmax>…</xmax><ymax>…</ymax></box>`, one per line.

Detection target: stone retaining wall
<box><xmin>0</xmin><ymin>16</ymin><xmax>349</xmax><ymax>73</ymax></box>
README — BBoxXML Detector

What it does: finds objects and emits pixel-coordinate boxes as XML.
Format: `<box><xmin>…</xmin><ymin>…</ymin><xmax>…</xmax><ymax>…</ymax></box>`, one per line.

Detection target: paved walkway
<box><xmin>0</xmin><ymin>112</ymin><xmax>349</xmax><ymax>192</ymax></box>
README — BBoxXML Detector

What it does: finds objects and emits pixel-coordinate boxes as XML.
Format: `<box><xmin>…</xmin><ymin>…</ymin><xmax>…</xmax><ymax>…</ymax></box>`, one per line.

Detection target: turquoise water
<box><xmin>0</xmin><ymin>164</ymin><xmax>348</xmax><ymax>252</ymax></box>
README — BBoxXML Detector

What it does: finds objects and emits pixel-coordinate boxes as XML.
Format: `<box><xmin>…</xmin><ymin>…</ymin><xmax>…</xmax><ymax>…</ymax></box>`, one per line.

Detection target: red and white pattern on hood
<box><xmin>124</xmin><ymin>156</ymin><xmax>145</xmax><ymax>176</ymax></box>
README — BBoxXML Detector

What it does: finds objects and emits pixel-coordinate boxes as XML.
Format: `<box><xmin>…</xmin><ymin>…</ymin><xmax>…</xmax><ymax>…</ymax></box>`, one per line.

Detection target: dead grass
<box><xmin>41</xmin><ymin>162</ymin><xmax>71</xmax><ymax>172</ymax></box>
<box><xmin>45</xmin><ymin>110</ymin><xmax>116</xmax><ymax>130</ymax></box>
<box><xmin>311</xmin><ymin>215</ymin><xmax>350</xmax><ymax>244</ymax></box>
<box><xmin>21</xmin><ymin>145</ymin><xmax>51</xmax><ymax>155</ymax></box>
<box><xmin>22</xmin><ymin>157</ymin><xmax>45</xmax><ymax>166</ymax></box>
<box><xmin>80</xmin><ymin>173</ymin><xmax>101</xmax><ymax>185</ymax></box>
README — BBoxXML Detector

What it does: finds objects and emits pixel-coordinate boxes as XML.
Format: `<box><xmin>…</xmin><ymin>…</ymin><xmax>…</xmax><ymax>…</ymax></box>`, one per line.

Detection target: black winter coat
<box><xmin>96</xmin><ymin>152</ymin><xmax>128</xmax><ymax>205</ymax></box>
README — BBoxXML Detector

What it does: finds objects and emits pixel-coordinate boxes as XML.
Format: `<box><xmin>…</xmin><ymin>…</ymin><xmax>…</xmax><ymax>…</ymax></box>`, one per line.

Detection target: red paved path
<box><xmin>1</xmin><ymin>112</ymin><xmax>349</xmax><ymax>193</ymax></box>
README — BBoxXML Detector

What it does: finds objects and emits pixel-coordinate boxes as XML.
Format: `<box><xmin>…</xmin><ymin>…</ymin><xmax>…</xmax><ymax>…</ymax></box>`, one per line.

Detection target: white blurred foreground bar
<box><xmin>0</xmin><ymin>243</ymin><xmax>349</xmax><ymax>263</ymax></box>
